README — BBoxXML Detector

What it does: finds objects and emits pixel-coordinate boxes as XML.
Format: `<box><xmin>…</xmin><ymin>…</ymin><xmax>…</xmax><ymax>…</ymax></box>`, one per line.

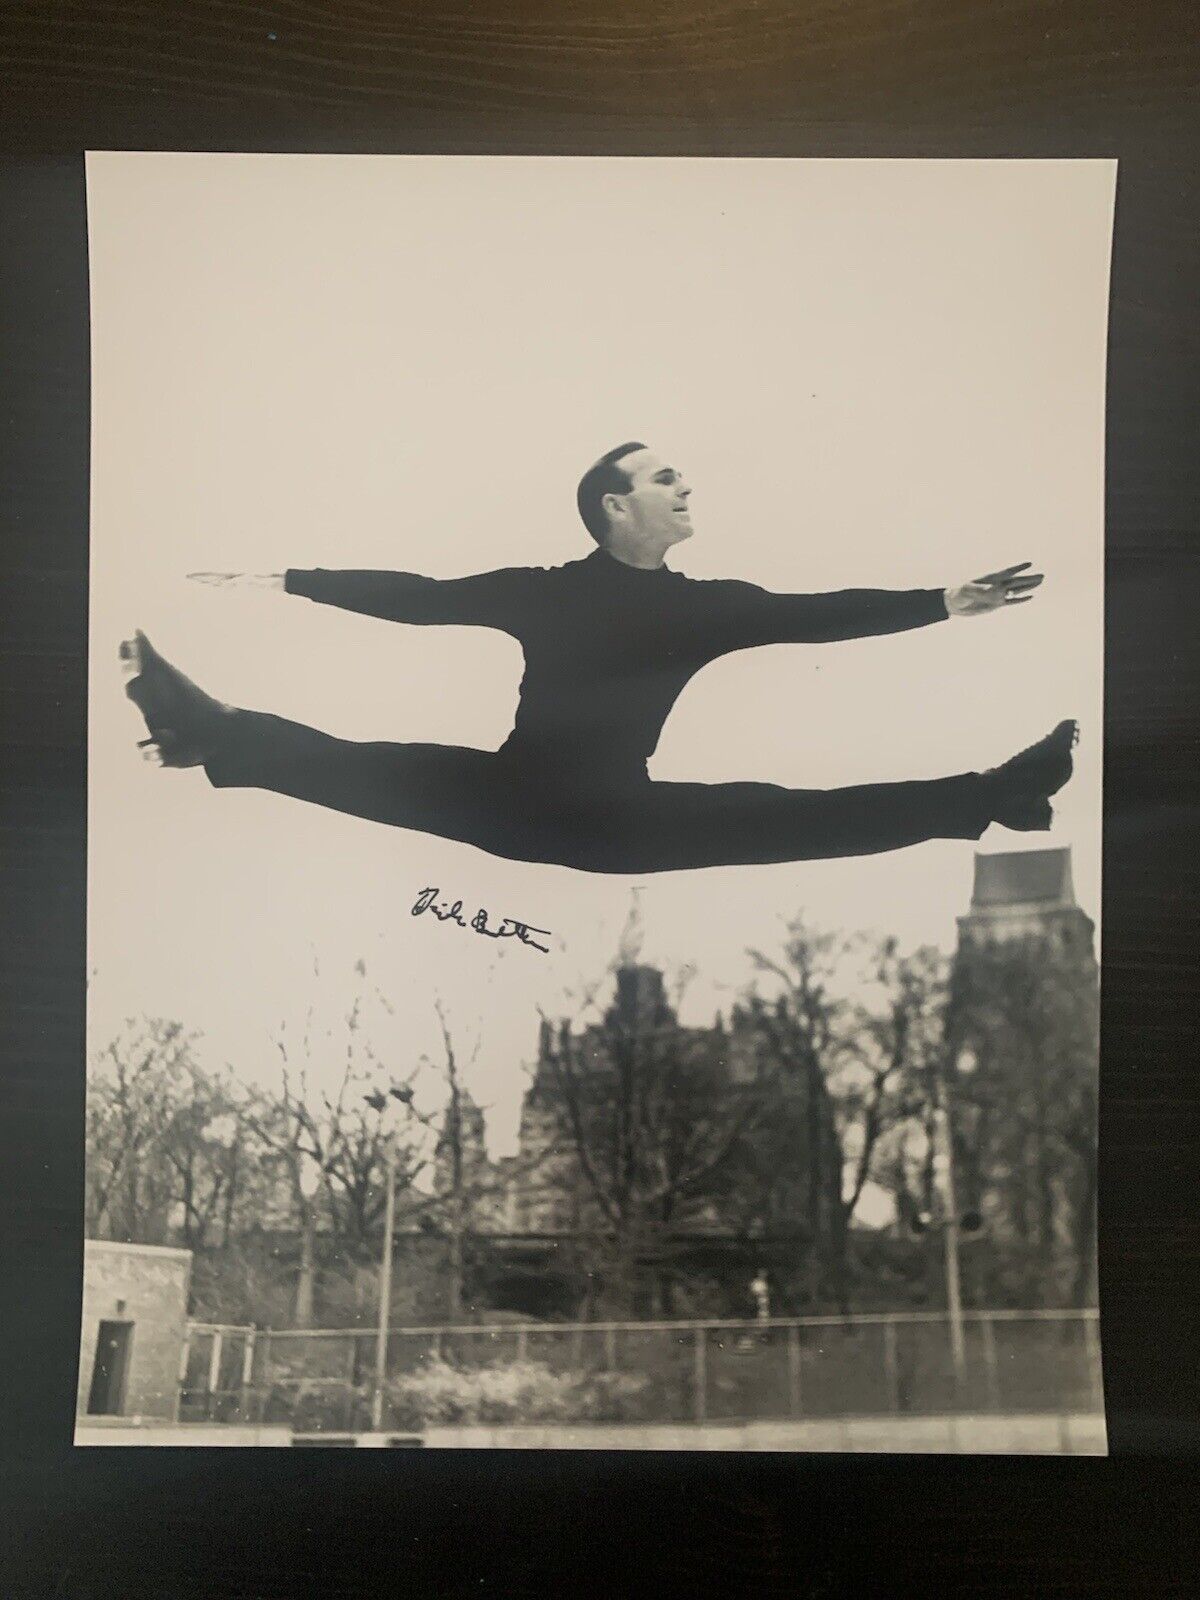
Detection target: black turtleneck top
<box><xmin>285</xmin><ymin>549</ymin><xmax>947</xmax><ymax>784</ymax></box>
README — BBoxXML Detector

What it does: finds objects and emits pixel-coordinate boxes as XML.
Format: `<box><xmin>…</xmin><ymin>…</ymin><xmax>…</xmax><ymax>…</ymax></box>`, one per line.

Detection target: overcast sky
<box><xmin>86</xmin><ymin>154</ymin><xmax>1114</xmax><ymax>1157</ymax></box>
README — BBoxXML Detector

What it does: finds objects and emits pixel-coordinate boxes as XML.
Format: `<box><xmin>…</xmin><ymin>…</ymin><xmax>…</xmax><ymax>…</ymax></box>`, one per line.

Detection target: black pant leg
<box><xmin>202</xmin><ymin>711</ymin><xmax>990</xmax><ymax>875</ymax></box>
<box><xmin>589</xmin><ymin>771</ymin><xmax>991</xmax><ymax>874</ymax></box>
<box><xmin>204</xmin><ymin>709</ymin><xmax>520</xmax><ymax>851</ymax></box>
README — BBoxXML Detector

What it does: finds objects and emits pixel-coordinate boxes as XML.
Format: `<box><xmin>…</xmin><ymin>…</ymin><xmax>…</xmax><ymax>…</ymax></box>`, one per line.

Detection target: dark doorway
<box><xmin>87</xmin><ymin>1320</ymin><xmax>133</xmax><ymax>1415</ymax></box>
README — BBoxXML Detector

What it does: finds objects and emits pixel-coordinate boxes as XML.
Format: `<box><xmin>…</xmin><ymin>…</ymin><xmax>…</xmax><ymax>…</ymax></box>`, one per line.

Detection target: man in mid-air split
<box><xmin>121</xmin><ymin>441</ymin><xmax>1076</xmax><ymax>876</ymax></box>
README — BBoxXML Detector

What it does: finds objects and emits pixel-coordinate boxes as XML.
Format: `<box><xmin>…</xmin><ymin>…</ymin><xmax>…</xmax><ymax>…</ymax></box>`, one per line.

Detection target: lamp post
<box><xmin>939</xmin><ymin>1045</ymin><xmax>978</xmax><ymax>1386</ymax></box>
<box><xmin>295</xmin><ymin>1157</ymin><xmax>322</xmax><ymax>1330</ymax></box>
<box><xmin>913</xmin><ymin>1046</ymin><xmax>980</xmax><ymax>1391</ymax></box>
<box><xmin>940</xmin><ymin>1083</ymin><xmax>966</xmax><ymax>1383</ymax></box>
<box><xmin>365</xmin><ymin>1085</ymin><xmax>415</xmax><ymax>1433</ymax></box>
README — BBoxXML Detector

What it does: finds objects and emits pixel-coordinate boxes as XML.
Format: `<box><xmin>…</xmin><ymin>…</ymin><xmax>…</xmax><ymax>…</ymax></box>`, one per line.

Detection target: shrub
<box><xmin>386</xmin><ymin>1359</ymin><xmax>650</xmax><ymax>1429</ymax></box>
<box><xmin>259</xmin><ymin>1380</ymin><xmax>364</xmax><ymax>1432</ymax></box>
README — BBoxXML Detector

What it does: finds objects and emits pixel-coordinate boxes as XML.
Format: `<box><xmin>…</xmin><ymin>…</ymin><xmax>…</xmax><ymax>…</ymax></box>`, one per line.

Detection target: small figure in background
<box><xmin>750</xmin><ymin>1268</ymin><xmax>771</xmax><ymax>1323</ymax></box>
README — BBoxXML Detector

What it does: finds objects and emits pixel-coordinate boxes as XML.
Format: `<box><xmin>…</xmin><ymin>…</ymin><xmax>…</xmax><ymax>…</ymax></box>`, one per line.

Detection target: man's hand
<box><xmin>945</xmin><ymin>562</ymin><xmax>1044</xmax><ymax>618</ymax></box>
<box><xmin>187</xmin><ymin>572</ymin><xmax>285</xmax><ymax>590</ymax></box>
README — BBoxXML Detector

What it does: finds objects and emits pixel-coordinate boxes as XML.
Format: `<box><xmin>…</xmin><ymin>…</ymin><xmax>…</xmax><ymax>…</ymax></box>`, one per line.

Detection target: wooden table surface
<box><xmin>2</xmin><ymin>4</ymin><xmax>1198</xmax><ymax>1595</ymax></box>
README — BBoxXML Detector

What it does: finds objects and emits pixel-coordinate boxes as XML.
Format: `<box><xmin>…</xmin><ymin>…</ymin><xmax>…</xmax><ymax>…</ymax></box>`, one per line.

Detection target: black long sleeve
<box><xmin>285</xmin><ymin>566</ymin><xmax>545</xmax><ymax>635</ymax></box>
<box><xmin>284</xmin><ymin>550</ymin><xmax>949</xmax><ymax>780</ymax></box>
<box><xmin>693</xmin><ymin>578</ymin><xmax>948</xmax><ymax>654</ymax></box>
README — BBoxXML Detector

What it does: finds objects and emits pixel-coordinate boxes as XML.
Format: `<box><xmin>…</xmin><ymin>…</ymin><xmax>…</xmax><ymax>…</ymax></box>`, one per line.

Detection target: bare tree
<box><xmin>157</xmin><ymin>1063</ymin><xmax>249</xmax><ymax>1251</ymax></box>
<box><xmin>87</xmin><ymin>1018</ymin><xmax>198</xmax><ymax>1243</ymax></box>
<box><xmin>428</xmin><ymin>999</ymin><xmax>476</xmax><ymax>1320</ymax></box>
<box><xmin>413</xmin><ymin>998</ymin><xmax>562</xmax><ymax>1322</ymax></box>
<box><xmin>947</xmin><ymin>931</ymin><xmax>1099</xmax><ymax>1307</ymax></box>
<box><xmin>87</xmin><ymin>1016</ymin><xmax>267</xmax><ymax>1260</ymax></box>
<box><xmin>745</xmin><ymin>922</ymin><xmax>948</xmax><ymax>1311</ymax></box>
<box><xmin>241</xmin><ymin>958</ymin><xmax>427</xmax><ymax>1325</ymax></box>
<box><xmin>534</xmin><ymin>964</ymin><xmax>765</xmax><ymax>1318</ymax></box>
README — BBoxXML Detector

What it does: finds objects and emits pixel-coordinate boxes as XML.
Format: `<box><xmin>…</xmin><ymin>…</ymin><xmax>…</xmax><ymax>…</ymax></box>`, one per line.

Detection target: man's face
<box><xmin>605</xmin><ymin>448</ymin><xmax>693</xmax><ymax>549</ymax></box>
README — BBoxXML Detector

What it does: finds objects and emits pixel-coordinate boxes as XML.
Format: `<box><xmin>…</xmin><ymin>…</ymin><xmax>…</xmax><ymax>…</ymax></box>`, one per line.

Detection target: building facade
<box><xmin>431</xmin><ymin>963</ymin><xmax>820</xmax><ymax>1319</ymax></box>
<box><xmin>77</xmin><ymin>1239</ymin><xmax>192</xmax><ymax>1423</ymax></box>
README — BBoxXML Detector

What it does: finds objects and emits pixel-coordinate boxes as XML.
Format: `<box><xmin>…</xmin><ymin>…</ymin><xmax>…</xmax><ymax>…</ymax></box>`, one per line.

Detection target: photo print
<box><xmin>81</xmin><ymin>153</ymin><xmax>1112</xmax><ymax>1451</ymax></box>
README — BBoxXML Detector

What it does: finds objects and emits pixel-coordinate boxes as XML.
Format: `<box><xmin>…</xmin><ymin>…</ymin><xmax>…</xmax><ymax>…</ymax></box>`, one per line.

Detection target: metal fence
<box><xmin>182</xmin><ymin>1309</ymin><xmax>1103</xmax><ymax>1432</ymax></box>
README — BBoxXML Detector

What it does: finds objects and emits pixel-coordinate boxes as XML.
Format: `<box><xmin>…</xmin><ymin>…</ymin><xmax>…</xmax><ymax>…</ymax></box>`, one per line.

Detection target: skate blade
<box><xmin>139</xmin><ymin>728</ymin><xmax>206</xmax><ymax>769</ymax></box>
<box><xmin>119</xmin><ymin>638</ymin><xmax>142</xmax><ymax>679</ymax></box>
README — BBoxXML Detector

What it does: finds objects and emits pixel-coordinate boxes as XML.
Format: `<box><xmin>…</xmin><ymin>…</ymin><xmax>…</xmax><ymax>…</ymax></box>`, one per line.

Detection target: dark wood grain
<box><xmin>2</xmin><ymin>3</ymin><xmax>1199</xmax><ymax>1596</ymax></box>
<box><xmin>0</xmin><ymin>1</ymin><xmax>1196</xmax><ymax>154</ymax></box>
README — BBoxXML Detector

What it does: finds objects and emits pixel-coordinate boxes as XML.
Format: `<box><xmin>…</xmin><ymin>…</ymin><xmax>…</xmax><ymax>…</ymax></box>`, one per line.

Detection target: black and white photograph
<box><xmin>79</xmin><ymin>152</ymin><xmax>1112</xmax><ymax>1451</ymax></box>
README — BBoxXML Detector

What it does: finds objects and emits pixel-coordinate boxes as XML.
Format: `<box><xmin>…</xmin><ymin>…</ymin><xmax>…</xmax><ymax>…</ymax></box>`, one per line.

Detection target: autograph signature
<box><xmin>411</xmin><ymin>887</ymin><xmax>552</xmax><ymax>955</ymax></box>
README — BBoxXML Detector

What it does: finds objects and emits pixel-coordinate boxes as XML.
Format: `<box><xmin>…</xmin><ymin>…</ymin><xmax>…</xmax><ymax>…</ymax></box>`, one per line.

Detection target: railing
<box><xmin>181</xmin><ymin>1309</ymin><xmax>1103</xmax><ymax>1432</ymax></box>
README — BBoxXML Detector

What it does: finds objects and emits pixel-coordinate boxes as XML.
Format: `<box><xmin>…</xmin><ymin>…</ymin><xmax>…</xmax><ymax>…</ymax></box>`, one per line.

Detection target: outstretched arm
<box><xmin>700</xmin><ymin>562</ymin><xmax>1044</xmax><ymax>652</ymax></box>
<box><xmin>189</xmin><ymin>572</ymin><xmax>286</xmax><ymax>589</ymax></box>
<box><xmin>943</xmin><ymin>562</ymin><xmax>1044</xmax><ymax>616</ymax></box>
<box><xmin>187</xmin><ymin>566</ymin><xmax>544</xmax><ymax>635</ymax></box>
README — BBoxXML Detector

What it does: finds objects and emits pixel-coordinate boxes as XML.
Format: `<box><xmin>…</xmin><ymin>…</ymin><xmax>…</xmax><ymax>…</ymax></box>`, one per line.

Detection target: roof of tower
<box><xmin>969</xmin><ymin>847</ymin><xmax>1075</xmax><ymax>910</ymax></box>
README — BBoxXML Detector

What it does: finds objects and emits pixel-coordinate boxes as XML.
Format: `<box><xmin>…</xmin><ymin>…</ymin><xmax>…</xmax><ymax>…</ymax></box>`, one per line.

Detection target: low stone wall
<box><xmin>76</xmin><ymin>1413</ymin><xmax>1106</xmax><ymax>1453</ymax></box>
<box><xmin>76</xmin><ymin>1420</ymin><xmax>293</xmax><ymax>1447</ymax></box>
<box><xmin>422</xmin><ymin>1414</ymin><xmax>1106</xmax><ymax>1453</ymax></box>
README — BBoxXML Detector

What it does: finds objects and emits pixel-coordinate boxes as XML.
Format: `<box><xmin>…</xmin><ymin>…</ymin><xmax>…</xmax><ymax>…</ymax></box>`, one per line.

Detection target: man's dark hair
<box><xmin>576</xmin><ymin>442</ymin><xmax>647</xmax><ymax>544</ymax></box>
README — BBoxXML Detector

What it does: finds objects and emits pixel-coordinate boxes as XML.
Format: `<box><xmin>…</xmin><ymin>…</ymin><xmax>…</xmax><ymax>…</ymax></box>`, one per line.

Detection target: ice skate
<box><xmin>986</xmin><ymin>719</ymin><xmax>1078</xmax><ymax>832</ymax></box>
<box><xmin>120</xmin><ymin>631</ymin><xmax>229</xmax><ymax>768</ymax></box>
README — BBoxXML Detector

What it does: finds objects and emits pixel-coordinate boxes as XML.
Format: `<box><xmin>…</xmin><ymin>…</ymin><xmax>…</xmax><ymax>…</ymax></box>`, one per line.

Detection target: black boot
<box><xmin>985</xmin><ymin>719</ymin><xmax>1078</xmax><ymax>832</ymax></box>
<box><xmin>120</xmin><ymin>631</ymin><xmax>230</xmax><ymax>767</ymax></box>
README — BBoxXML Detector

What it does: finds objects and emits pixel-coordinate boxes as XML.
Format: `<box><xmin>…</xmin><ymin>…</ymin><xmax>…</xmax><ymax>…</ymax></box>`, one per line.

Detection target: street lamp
<box><xmin>914</xmin><ymin>1044</ymin><xmax>981</xmax><ymax>1386</ymax></box>
<box><xmin>364</xmin><ymin>1084</ymin><xmax>415</xmax><ymax>1433</ymax></box>
<box><xmin>939</xmin><ymin>1079</ymin><xmax>967</xmax><ymax>1384</ymax></box>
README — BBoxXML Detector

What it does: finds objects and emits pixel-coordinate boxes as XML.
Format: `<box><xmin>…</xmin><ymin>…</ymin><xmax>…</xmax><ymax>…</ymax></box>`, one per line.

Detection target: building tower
<box><xmin>433</xmin><ymin>1087</ymin><xmax>494</xmax><ymax>1213</ymax></box>
<box><xmin>949</xmin><ymin>844</ymin><xmax>1099</xmax><ymax>1307</ymax></box>
<box><xmin>956</xmin><ymin>846</ymin><xmax>1095</xmax><ymax>959</ymax></box>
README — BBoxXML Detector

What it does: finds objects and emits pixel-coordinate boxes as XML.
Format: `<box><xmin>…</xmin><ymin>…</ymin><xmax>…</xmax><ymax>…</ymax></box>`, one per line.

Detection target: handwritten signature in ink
<box><xmin>411</xmin><ymin>887</ymin><xmax>552</xmax><ymax>955</ymax></box>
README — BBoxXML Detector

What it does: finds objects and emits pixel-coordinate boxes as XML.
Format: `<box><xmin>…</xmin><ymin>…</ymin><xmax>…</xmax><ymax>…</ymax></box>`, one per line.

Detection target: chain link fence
<box><xmin>181</xmin><ymin>1309</ymin><xmax>1102</xmax><ymax>1432</ymax></box>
